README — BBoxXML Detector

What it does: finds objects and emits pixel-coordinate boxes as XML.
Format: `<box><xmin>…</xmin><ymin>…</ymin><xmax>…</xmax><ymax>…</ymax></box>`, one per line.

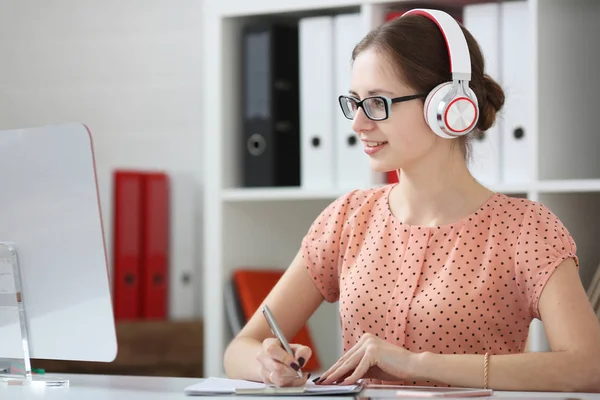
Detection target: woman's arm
<box><xmin>318</xmin><ymin>258</ymin><xmax>600</xmax><ymax>392</ymax></box>
<box><xmin>223</xmin><ymin>249</ymin><xmax>325</xmax><ymax>382</ymax></box>
<box><xmin>413</xmin><ymin>258</ymin><xmax>600</xmax><ymax>392</ymax></box>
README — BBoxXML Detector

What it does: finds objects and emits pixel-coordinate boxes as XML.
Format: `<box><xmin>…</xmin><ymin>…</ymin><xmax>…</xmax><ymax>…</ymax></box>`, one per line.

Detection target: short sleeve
<box><xmin>514</xmin><ymin>202</ymin><xmax>579</xmax><ymax>320</ymax></box>
<box><xmin>301</xmin><ymin>191</ymin><xmax>356</xmax><ymax>303</ymax></box>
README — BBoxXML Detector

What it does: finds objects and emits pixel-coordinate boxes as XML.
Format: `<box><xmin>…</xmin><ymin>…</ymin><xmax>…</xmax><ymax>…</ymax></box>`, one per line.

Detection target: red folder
<box><xmin>386</xmin><ymin>170</ymin><xmax>399</xmax><ymax>184</ymax></box>
<box><xmin>386</xmin><ymin>10</ymin><xmax>406</xmax><ymax>21</ymax></box>
<box><xmin>232</xmin><ymin>269</ymin><xmax>322</xmax><ymax>372</ymax></box>
<box><xmin>140</xmin><ymin>172</ymin><xmax>170</xmax><ymax>320</ymax></box>
<box><xmin>113</xmin><ymin>171</ymin><xmax>144</xmax><ymax>320</ymax></box>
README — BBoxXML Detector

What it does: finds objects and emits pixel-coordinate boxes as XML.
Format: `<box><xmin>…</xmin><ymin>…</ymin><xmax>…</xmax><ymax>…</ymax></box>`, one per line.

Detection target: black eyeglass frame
<box><xmin>338</xmin><ymin>93</ymin><xmax>428</xmax><ymax>121</ymax></box>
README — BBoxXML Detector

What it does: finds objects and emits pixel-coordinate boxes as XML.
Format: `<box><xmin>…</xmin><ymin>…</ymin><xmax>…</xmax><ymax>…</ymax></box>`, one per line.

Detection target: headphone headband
<box><xmin>402</xmin><ymin>9</ymin><xmax>472</xmax><ymax>82</ymax></box>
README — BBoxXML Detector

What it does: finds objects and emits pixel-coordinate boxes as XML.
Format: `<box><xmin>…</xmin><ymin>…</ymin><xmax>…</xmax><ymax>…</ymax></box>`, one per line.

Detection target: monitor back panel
<box><xmin>0</xmin><ymin>123</ymin><xmax>117</xmax><ymax>362</ymax></box>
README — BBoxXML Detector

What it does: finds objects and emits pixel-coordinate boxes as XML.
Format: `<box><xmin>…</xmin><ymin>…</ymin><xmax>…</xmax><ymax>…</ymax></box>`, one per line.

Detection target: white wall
<box><xmin>0</xmin><ymin>0</ymin><xmax>205</xmax><ymax>319</ymax></box>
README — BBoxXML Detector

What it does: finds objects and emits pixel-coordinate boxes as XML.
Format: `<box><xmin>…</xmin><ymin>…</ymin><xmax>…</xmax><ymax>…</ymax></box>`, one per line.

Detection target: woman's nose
<box><xmin>351</xmin><ymin>107</ymin><xmax>375</xmax><ymax>133</ymax></box>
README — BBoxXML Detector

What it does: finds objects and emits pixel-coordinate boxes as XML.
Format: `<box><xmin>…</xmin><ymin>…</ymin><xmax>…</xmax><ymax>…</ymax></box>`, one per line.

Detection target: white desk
<box><xmin>2</xmin><ymin>374</ymin><xmax>600</xmax><ymax>400</ymax></box>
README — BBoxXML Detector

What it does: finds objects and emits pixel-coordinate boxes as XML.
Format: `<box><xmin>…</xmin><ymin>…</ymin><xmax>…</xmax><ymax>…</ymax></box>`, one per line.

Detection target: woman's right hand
<box><xmin>257</xmin><ymin>338</ymin><xmax>313</xmax><ymax>387</ymax></box>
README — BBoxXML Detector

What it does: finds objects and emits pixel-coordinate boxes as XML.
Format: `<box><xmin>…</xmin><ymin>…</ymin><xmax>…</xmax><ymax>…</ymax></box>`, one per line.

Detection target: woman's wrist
<box><xmin>408</xmin><ymin>350</ymin><xmax>433</xmax><ymax>381</ymax></box>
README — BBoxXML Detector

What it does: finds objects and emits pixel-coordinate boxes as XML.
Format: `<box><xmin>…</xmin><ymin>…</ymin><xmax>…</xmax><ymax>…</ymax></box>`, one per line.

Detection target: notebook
<box><xmin>184</xmin><ymin>377</ymin><xmax>363</xmax><ymax>396</ymax></box>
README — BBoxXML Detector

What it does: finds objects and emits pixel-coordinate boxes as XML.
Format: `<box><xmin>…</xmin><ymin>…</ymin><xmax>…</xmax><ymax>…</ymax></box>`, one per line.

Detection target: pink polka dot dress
<box><xmin>301</xmin><ymin>184</ymin><xmax>578</xmax><ymax>386</ymax></box>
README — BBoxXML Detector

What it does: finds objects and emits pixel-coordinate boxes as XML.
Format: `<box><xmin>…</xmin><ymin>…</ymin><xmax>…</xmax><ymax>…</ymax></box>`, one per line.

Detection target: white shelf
<box><xmin>221</xmin><ymin>184</ymin><xmax>532</xmax><ymax>203</ymax></box>
<box><xmin>219</xmin><ymin>0</ymin><xmax>359</xmax><ymax>17</ymax></box>
<box><xmin>221</xmin><ymin>180</ymin><xmax>600</xmax><ymax>204</ymax></box>
<box><xmin>221</xmin><ymin>187</ymin><xmax>347</xmax><ymax>202</ymax></box>
<box><xmin>217</xmin><ymin>0</ymin><xmax>502</xmax><ymax>17</ymax></box>
<box><xmin>371</xmin><ymin>0</ymin><xmax>501</xmax><ymax>5</ymax></box>
<box><xmin>537</xmin><ymin>179</ymin><xmax>600</xmax><ymax>193</ymax></box>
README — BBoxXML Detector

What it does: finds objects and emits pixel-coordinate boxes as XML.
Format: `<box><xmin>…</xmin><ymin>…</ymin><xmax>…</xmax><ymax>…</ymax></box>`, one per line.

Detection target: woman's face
<box><xmin>348</xmin><ymin>48</ymin><xmax>438</xmax><ymax>173</ymax></box>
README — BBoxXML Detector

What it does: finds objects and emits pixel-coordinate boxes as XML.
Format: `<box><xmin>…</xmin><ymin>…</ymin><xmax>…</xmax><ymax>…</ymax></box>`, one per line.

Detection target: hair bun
<box><xmin>476</xmin><ymin>74</ymin><xmax>505</xmax><ymax>132</ymax></box>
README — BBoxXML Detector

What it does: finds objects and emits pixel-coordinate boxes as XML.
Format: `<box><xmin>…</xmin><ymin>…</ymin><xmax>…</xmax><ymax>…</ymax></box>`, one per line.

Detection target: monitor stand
<box><xmin>0</xmin><ymin>242</ymin><xmax>69</xmax><ymax>387</ymax></box>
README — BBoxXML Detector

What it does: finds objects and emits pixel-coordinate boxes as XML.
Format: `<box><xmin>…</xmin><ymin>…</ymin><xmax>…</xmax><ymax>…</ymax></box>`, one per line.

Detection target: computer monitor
<box><xmin>0</xmin><ymin>123</ymin><xmax>117</xmax><ymax>385</ymax></box>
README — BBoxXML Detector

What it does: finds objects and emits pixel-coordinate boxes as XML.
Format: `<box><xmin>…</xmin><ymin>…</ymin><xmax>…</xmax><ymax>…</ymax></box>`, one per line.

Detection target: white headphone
<box><xmin>402</xmin><ymin>9</ymin><xmax>479</xmax><ymax>139</ymax></box>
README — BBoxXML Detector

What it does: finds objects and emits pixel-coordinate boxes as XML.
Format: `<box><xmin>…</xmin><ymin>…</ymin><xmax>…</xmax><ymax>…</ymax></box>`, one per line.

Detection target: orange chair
<box><xmin>225</xmin><ymin>268</ymin><xmax>321</xmax><ymax>372</ymax></box>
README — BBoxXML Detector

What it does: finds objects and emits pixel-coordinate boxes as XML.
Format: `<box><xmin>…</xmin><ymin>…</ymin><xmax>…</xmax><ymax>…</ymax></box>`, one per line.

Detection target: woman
<box><xmin>223</xmin><ymin>9</ymin><xmax>600</xmax><ymax>392</ymax></box>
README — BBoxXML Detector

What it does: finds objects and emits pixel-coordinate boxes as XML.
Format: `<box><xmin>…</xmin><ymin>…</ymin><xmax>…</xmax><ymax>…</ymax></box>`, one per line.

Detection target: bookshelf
<box><xmin>201</xmin><ymin>0</ymin><xmax>600</xmax><ymax>377</ymax></box>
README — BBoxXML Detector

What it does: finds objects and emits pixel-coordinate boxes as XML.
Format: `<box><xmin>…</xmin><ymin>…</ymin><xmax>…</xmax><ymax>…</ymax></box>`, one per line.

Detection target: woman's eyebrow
<box><xmin>368</xmin><ymin>89</ymin><xmax>394</xmax><ymax>96</ymax></box>
<box><xmin>348</xmin><ymin>89</ymin><xmax>395</xmax><ymax>97</ymax></box>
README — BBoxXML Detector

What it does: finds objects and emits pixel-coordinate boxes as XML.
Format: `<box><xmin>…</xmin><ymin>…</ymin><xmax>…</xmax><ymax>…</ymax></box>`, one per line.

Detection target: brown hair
<box><xmin>352</xmin><ymin>13</ymin><xmax>505</xmax><ymax>161</ymax></box>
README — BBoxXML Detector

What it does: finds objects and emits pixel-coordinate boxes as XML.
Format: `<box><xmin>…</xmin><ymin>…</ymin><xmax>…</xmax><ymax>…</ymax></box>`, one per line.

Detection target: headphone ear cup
<box><xmin>465</xmin><ymin>86</ymin><xmax>480</xmax><ymax>116</ymax></box>
<box><xmin>424</xmin><ymin>82</ymin><xmax>456</xmax><ymax>139</ymax></box>
<box><xmin>444</xmin><ymin>87</ymin><xmax>479</xmax><ymax>136</ymax></box>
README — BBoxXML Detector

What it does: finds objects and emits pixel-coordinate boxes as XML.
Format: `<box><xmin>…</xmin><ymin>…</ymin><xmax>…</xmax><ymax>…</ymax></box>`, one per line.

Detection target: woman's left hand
<box><xmin>317</xmin><ymin>333</ymin><xmax>420</xmax><ymax>385</ymax></box>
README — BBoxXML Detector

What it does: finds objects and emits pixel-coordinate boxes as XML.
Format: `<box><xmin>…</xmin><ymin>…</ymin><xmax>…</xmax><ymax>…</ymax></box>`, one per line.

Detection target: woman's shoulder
<box><xmin>336</xmin><ymin>184</ymin><xmax>393</xmax><ymax>205</ymax></box>
<box><xmin>488</xmin><ymin>193</ymin><xmax>575</xmax><ymax>254</ymax></box>
<box><xmin>301</xmin><ymin>185</ymin><xmax>394</xmax><ymax>303</ymax></box>
<box><xmin>491</xmin><ymin>193</ymin><xmax>564</xmax><ymax>227</ymax></box>
<box><xmin>322</xmin><ymin>184</ymin><xmax>393</xmax><ymax>220</ymax></box>
<box><xmin>305</xmin><ymin>184</ymin><xmax>393</xmax><ymax>236</ymax></box>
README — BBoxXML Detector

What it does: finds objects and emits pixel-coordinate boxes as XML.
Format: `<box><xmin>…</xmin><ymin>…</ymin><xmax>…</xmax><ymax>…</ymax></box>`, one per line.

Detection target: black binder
<box><xmin>241</xmin><ymin>23</ymin><xmax>301</xmax><ymax>187</ymax></box>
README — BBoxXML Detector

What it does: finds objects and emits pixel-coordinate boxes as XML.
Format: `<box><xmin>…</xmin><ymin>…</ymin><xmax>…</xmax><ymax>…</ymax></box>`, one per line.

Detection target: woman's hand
<box><xmin>257</xmin><ymin>338</ymin><xmax>312</xmax><ymax>387</ymax></box>
<box><xmin>317</xmin><ymin>333</ymin><xmax>419</xmax><ymax>385</ymax></box>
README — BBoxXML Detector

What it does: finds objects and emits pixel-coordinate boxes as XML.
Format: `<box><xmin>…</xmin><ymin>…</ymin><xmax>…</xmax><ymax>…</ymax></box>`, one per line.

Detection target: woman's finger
<box><xmin>260</xmin><ymin>365</ymin><xmax>274</xmax><ymax>385</ymax></box>
<box><xmin>271</xmin><ymin>370</ymin><xmax>308</xmax><ymax>387</ymax></box>
<box><xmin>339</xmin><ymin>355</ymin><xmax>371</xmax><ymax>385</ymax></box>
<box><xmin>264</xmin><ymin>342</ymin><xmax>302</xmax><ymax>372</ymax></box>
<box><xmin>318</xmin><ymin>341</ymin><xmax>362</xmax><ymax>382</ymax></box>
<box><xmin>257</xmin><ymin>350</ymin><xmax>297</xmax><ymax>377</ymax></box>
<box><xmin>319</xmin><ymin>349</ymin><xmax>364</xmax><ymax>385</ymax></box>
<box><xmin>291</xmin><ymin>344</ymin><xmax>312</xmax><ymax>369</ymax></box>
<box><xmin>257</xmin><ymin>352</ymin><xmax>306</xmax><ymax>387</ymax></box>
<box><xmin>319</xmin><ymin>349</ymin><xmax>353</xmax><ymax>379</ymax></box>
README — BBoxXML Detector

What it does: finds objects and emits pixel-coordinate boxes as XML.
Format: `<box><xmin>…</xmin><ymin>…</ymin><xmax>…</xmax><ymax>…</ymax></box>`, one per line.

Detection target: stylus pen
<box><xmin>262</xmin><ymin>305</ymin><xmax>303</xmax><ymax>379</ymax></box>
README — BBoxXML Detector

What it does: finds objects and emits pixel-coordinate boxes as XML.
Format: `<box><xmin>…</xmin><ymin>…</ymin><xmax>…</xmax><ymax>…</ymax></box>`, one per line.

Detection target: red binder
<box><xmin>386</xmin><ymin>170</ymin><xmax>399</xmax><ymax>184</ymax></box>
<box><xmin>113</xmin><ymin>171</ymin><xmax>144</xmax><ymax>320</ymax></box>
<box><xmin>140</xmin><ymin>172</ymin><xmax>170</xmax><ymax>320</ymax></box>
<box><xmin>385</xmin><ymin>10</ymin><xmax>406</xmax><ymax>21</ymax></box>
<box><xmin>232</xmin><ymin>269</ymin><xmax>322</xmax><ymax>372</ymax></box>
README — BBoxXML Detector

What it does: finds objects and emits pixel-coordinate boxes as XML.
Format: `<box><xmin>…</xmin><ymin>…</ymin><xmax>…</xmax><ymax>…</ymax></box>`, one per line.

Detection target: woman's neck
<box><xmin>388</xmin><ymin>153</ymin><xmax>495</xmax><ymax>227</ymax></box>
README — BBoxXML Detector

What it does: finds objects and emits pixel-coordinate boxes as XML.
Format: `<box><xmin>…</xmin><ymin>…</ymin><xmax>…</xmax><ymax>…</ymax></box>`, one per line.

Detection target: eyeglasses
<box><xmin>338</xmin><ymin>93</ymin><xmax>427</xmax><ymax>121</ymax></box>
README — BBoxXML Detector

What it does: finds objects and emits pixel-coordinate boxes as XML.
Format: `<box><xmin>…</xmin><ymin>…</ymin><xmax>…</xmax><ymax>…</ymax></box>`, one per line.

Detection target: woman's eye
<box><xmin>373</xmin><ymin>99</ymin><xmax>385</xmax><ymax>109</ymax></box>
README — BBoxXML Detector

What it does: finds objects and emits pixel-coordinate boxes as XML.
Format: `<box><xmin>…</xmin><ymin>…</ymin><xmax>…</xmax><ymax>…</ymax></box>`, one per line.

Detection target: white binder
<box><xmin>500</xmin><ymin>1</ymin><xmax>532</xmax><ymax>185</ymax></box>
<box><xmin>463</xmin><ymin>3</ymin><xmax>502</xmax><ymax>187</ymax></box>
<box><xmin>333</xmin><ymin>13</ymin><xmax>379</xmax><ymax>191</ymax></box>
<box><xmin>169</xmin><ymin>172</ymin><xmax>198</xmax><ymax>320</ymax></box>
<box><xmin>299</xmin><ymin>16</ymin><xmax>335</xmax><ymax>190</ymax></box>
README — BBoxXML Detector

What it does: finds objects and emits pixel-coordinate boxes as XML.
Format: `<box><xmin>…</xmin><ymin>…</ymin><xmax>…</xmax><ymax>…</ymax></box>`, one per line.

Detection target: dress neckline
<box><xmin>383</xmin><ymin>183</ymin><xmax>502</xmax><ymax>230</ymax></box>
